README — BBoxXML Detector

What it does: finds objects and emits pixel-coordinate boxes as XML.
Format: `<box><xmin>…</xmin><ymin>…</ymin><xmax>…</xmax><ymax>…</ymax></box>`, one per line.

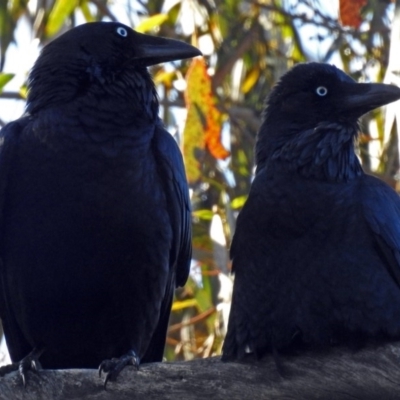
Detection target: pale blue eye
<box><xmin>116</xmin><ymin>27</ymin><xmax>128</xmax><ymax>37</ymax></box>
<box><xmin>316</xmin><ymin>86</ymin><xmax>328</xmax><ymax>96</ymax></box>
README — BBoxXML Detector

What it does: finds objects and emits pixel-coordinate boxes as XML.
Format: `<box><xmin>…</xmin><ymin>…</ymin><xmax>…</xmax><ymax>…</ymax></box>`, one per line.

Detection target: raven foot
<box><xmin>0</xmin><ymin>347</ymin><xmax>43</xmax><ymax>386</ymax></box>
<box><xmin>98</xmin><ymin>350</ymin><xmax>140</xmax><ymax>389</ymax></box>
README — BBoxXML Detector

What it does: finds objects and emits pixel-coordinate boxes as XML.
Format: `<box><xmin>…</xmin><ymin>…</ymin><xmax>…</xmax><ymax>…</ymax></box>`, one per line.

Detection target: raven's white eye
<box><xmin>116</xmin><ymin>27</ymin><xmax>128</xmax><ymax>37</ymax></box>
<box><xmin>316</xmin><ymin>86</ymin><xmax>328</xmax><ymax>96</ymax></box>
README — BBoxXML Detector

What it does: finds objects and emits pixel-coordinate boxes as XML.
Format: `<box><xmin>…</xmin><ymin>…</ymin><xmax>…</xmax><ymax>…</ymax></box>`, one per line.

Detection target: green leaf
<box><xmin>135</xmin><ymin>14</ymin><xmax>168</xmax><ymax>33</ymax></box>
<box><xmin>19</xmin><ymin>83</ymin><xmax>28</xmax><ymax>99</ymax></box>
<box><xmin>195</xmin><ymin>284</ymin><xmax>213</xmax><ymax>314</ymax></box>
<box><xmin>0</xmin><ymin>1</ymin><xmax>15</xmax><ymax>70</ymax></box>
<box><xmin>46</xmin><ymin>0</ymin><xmax>78</xmax><ymax>37</ymax></box>
<box><xmin>167</xmin><ymin>3</ymin><xmax>181</xmax><ymax>26</ymax></box>
<box><xmin>196</xmin><ymin>272</ymin><xmax>216</xmax><ymax>332</ymax></box>
<box><xmin>80</xmin><ymin>1</ymin><xmax>95</xmax><ymax>22</ymax></box>
<box><xmin>192</xmin><ymin>209</ymin><xmax>214</xmax><ymax>221</ymax></box>
<box><xmin>0</xmin><ymin>73</ymin><xmax>14</xmax><ymax>93</ymax></box>
<box><xmin>231</xmin><ymin>195</ymin><xmax>248</xmax><ymax>210</ymax></box>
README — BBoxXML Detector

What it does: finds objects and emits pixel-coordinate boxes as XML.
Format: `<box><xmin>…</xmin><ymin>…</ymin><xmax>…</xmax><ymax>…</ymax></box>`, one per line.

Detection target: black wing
<box><xmin>0</xmin><ymin>117</ymin><xmax>33</xmax><ymax>362</ymax></box>
<box><xmin>362</xmin><ymin>174</ymin><xmax>400</xmax><ymax>288</ymax></box>
<box><xmin>153</xmin><ymin>122</ymin><xmax>192</xmax><ymax>286</ymax></box>
<box><xmin>142</xmin><ymin>122</ymin><xmax>192</xmax><ymax>362</ymax></box>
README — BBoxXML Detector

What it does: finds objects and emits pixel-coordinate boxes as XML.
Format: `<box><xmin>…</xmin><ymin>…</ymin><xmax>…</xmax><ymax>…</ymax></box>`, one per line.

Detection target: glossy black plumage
<box><xmin>0</xmin><ymin>22</ymin><xmax>199</xmax><ymax>383</ymax></box>
<box><xmin>222</xmin><ymin>63</ymin><xmax>400</xmax><ymax>361</ymax></box>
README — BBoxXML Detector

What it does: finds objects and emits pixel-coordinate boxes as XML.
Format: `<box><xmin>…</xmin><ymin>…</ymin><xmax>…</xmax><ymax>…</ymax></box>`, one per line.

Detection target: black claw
<box><xmin>0</xmin><ymin>347</ymin><xmax>44</xmax><ymax>386</ymax></box>
<box><xmin>98</xmin><ymin>350</ymin><xmax>140</xmax><ymax>389</ymax></box>
<box><xmin>20</xmin><ymin>366</ymin><xmax>27</xmax><ymax>388</ymax></box>
<box><xmin>20</xmin><ymin>350</ymin><xmax>43</xmax><ymax>386</ymax></box>
<box><xmin>98</xmin><ymin>359</ymin><xmax>115</xmax><ymax>378</ymax></box>
<box><xmin>31</xmin><ymin>358</ymin><xmax>42</xmax><ymax>373</ymax></box>
<box><xmin>103</xmin><ymin>372</ymin><xmax>112</xmax><ymax>389</ymax></box>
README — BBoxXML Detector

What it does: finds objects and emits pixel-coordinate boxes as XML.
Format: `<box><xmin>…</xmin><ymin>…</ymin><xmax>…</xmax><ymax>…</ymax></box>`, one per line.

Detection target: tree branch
<box><xmin>1</xmin><ymin>342</ymin><xmax>400</xmax><ymax>399</ymax></box>
<box><xmin>0</xmin><ymin>92</ymin><xmax>25</xmax><ymax>100</ymax></box>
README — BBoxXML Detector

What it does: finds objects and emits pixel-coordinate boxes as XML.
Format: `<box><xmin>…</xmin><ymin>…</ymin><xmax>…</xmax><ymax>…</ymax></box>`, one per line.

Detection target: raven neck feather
<box><xmin>26</xmin><ymin>61</ymin><xmax>159</xmax><ymax>125</ymax></box>
<box><xmin>258</xmin><ymin>122</ymin><xmax>363</xmax><ymax>182</ymax></box>
<box><xmin>28</xmin><ymin>106</ymin><xmax>159</xmax><ymax>150</ymax></box>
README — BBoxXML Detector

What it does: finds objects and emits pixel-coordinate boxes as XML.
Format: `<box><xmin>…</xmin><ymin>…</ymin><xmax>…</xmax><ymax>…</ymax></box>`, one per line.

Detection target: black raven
<box><xmin>0</xmin><ymin>22</ymin><xmax>199</xmax><ymax>385</ymax></box>
<box><xmin>222</xmin><ymin>63</ymin><xmax>400</xmax><ymax>362</ymax></box>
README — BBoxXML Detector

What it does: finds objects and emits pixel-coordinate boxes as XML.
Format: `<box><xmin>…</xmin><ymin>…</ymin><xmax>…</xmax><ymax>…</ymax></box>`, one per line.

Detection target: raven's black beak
<box><xmin>132</xmin><ymin>31</ymin><xmax>202</xmax><ymax>66</ymax></box>
<box><xmin>342</xmin><ymin>83</ymin><xmax>400</xmax><ymax>118</ymax></box>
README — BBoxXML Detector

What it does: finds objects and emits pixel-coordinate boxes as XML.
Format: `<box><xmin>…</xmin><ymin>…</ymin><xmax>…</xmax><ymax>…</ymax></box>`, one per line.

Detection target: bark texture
<box><xmin>1</xmin><ymin>343</ymin><xmax>400</xmax><ymax>399</ymax></box>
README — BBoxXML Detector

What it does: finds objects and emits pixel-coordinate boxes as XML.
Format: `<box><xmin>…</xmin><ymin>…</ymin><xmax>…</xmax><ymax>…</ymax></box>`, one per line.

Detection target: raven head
<box><xmin>264</xmin><ymin>63</ymin><xmax>400</xmax><ymax>130</ymax></box>
<box><xmin>257</xmin><ymin>63</ymin><xmax>400</xmax><ymax>181</ymax></box>
<box><xmin>27</xmin><ymin>22</ymin><xmax>201</xmax><ymax>120</ymax></box>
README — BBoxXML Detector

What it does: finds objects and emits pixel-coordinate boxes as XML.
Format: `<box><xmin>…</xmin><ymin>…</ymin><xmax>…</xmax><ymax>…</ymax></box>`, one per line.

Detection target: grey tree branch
<box><xmin>1</xmin><ymin>342</ymin><xmax>400</xmax><ymax>400</ymax></box>
<box><xmin>0</xmin><ymin>92</ymin><xmax>25</xmax><ymax>100</ymax></box>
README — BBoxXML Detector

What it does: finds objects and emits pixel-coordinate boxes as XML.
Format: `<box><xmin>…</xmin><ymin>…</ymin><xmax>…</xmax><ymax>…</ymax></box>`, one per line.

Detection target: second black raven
<box><xmin>222</xmin><ymin>63</ymin><xmax>400</xmax><ymax>362</ymax></box>
<box><xmin>0</xmin><ymin>22</ymin><xmax>200</xmax><ymax>385</ymax></box>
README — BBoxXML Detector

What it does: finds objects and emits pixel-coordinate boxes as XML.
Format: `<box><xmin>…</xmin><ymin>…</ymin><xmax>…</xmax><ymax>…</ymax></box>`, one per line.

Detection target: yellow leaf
<box><xmin>153</xmin><ymin>70</ymin><xmax>176</xmax><ymax>87</ymax></box>
<box><xmin>135</xmin><ymin>14</ymin><xmax>168</xmax><ymax>33</ymax></box>
<box><xmin>242</xmin><ymin>68</ymin><xmax>260</xmax><ymax>94</ymax></box>
<box><xmin>80</xmin><ymin>1</ymin><xmax>95</xmax><ymax>23</ymax></box>
<box><xmin>171</xmin><ymin>299</ymin><xmax>198</xmax><ymax>311</ymax></box>
<box><xmin>46</xmin><ymin>0</ymin><xmax>78</xmax><ymax>37</ymax></box>
<box><xmin>183</xmin><ymin>58</ymin><xmax>230</xmax><ymax>184</ymax></box>
<box><xmin>19</xmin><ymin>84</ymin><xmax>28</xmax><ymax>99</ymax></box>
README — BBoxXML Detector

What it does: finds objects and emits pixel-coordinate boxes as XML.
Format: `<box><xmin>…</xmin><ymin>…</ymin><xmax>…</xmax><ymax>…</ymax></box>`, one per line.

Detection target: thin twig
<box><xmin>168</xmin><ymin>307</ymin><xmax>216</xmax><ymax>333</ymax></box>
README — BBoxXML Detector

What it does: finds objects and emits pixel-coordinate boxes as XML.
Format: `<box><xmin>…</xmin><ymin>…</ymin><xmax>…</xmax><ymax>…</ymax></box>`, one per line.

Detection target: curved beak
<box><xmin>132</xmin><ymin>31</ymin><xmax>202</xmax><ymax>66</ymax></box>
<box><xmin>341</xmin><ymin>82</ymin><xmax>400</xmax><ymax>118</ymax></box>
